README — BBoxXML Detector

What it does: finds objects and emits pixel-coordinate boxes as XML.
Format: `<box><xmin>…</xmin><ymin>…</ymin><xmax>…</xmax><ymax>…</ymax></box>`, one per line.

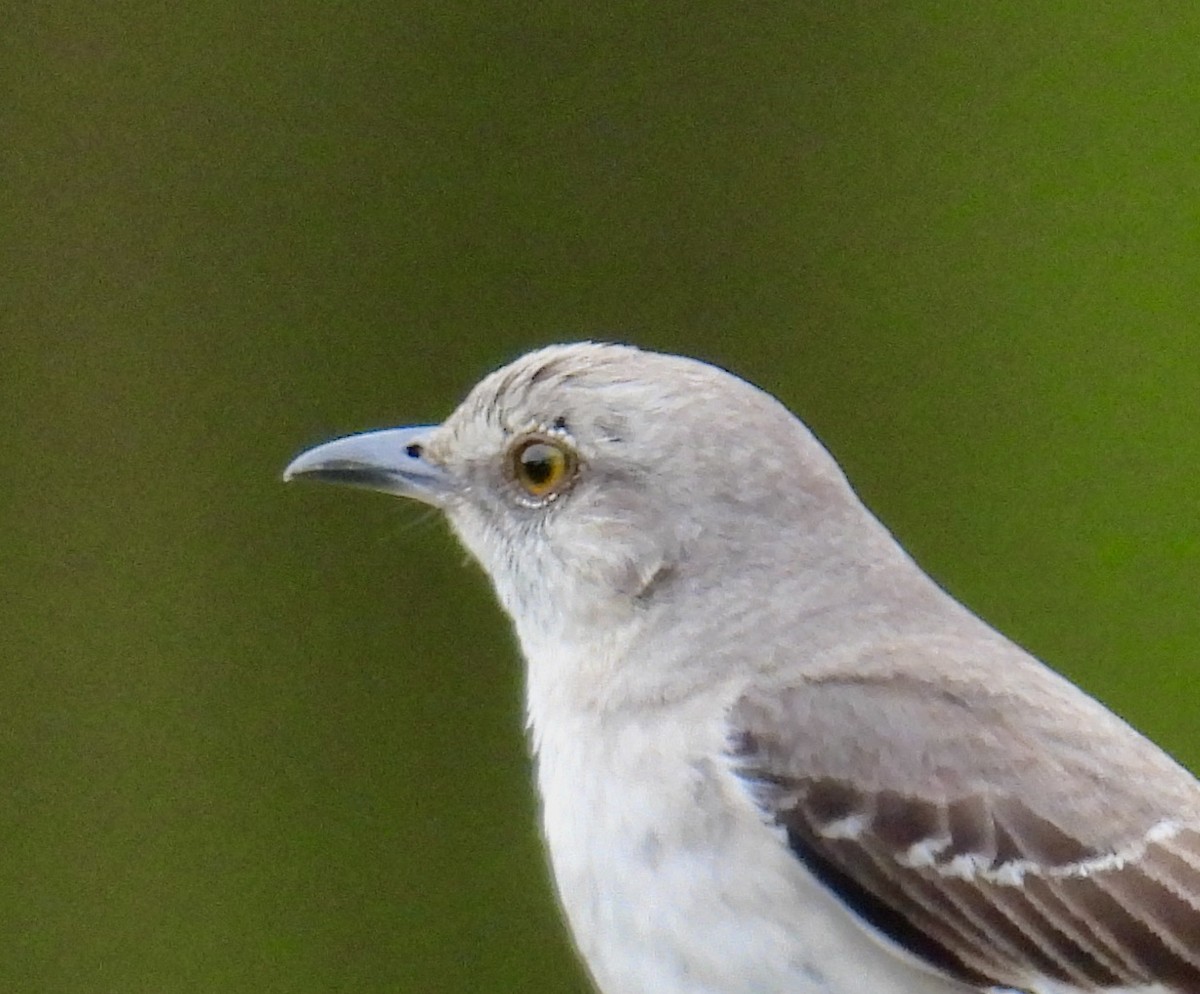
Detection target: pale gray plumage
<box><xmin>285</xmin><ymin>343</ymin><xmax>1200</xmax><ymax>994</ymax></box>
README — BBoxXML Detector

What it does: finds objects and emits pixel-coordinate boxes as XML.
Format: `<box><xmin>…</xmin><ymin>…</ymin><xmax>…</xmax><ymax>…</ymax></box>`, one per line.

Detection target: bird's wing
<box><xmin>726</xmin><ymin>639</ymin><xmax>1200</xmax><ymax>992</ymax></box>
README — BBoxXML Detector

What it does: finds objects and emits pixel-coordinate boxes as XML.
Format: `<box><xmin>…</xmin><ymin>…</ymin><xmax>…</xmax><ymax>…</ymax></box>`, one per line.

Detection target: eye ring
<box><xmin>508</xmin><ymin>434</ymin><xmax>578</xmax><ymax>504</ymax></box>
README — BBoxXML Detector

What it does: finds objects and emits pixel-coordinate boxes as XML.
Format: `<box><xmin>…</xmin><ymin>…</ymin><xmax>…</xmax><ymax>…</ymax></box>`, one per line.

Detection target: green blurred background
<box><xmin>5</xmin><ymin>4</ymin><xmax>1200</xmax><ymax>992</ymax></box>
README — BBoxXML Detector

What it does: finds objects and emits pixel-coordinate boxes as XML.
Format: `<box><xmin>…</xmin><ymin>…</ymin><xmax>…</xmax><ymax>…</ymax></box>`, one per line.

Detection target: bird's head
<box><xmin>285</xmin><ymin>343</ymin><xmax>885</xmax><ymax>702</ymax></box>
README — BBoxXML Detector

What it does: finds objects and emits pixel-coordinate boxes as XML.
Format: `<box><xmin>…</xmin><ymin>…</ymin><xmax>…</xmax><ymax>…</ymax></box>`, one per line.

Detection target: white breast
<box><xmin>528</xmin><ymin>679</ymin><xmax>973</xmax><ymax>994</ymax></box>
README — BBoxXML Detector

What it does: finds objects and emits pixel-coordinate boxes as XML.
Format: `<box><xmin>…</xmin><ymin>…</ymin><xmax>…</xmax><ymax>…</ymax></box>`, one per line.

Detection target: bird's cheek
<box><xmin>558</xmin><ymin>517</ymin><xmax>672</xmax><ymax>604</ymax></box>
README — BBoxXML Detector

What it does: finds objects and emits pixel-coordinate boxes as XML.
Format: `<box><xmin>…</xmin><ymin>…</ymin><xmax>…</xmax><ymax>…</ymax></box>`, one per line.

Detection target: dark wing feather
<box><xmin>727</xmin><ymin>660</ymin><xmax>1200</xmax><ymax>993</ymax></box>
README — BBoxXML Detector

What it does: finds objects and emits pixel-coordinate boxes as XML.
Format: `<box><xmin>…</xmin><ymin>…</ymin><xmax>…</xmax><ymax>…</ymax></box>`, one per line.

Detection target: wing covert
<box><xmin>727</xmin><ymin>661</ymin><xmax>1200</xmax><ymax>992</ymax></box>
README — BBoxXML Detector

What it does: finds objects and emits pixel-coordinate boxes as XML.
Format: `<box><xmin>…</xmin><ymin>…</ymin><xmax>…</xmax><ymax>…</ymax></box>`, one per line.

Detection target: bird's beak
<box><xmin>282</xmin><ymin>425</ymin><xmax>451</xmax><ymax>508</ymax></box>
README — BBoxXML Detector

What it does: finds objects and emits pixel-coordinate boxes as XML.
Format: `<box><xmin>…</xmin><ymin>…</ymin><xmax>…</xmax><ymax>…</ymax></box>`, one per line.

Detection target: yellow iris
<box><xmin>511</xmin><ymin>436</ymin><xmax>577</xmax><ymax>500</ymax></box>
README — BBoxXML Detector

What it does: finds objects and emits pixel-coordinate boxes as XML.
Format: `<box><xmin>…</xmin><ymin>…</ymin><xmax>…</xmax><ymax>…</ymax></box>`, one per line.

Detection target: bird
<box><xmin>284</xmin><ymin>342</ymin><xmax>1200</xmax><ymax>994</ymax></box>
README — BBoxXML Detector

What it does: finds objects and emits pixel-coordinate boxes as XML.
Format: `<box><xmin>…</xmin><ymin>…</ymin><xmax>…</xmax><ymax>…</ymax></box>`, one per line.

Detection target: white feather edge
<box><xmin>816</xmin><ymin>816</ymin><xmax>1183</xmax><ymax>886</ymax></box>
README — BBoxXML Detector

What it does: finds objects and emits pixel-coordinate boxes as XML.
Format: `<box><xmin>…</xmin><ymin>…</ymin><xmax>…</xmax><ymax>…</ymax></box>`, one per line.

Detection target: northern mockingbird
<box><xmin>284</xmin><ymin>343</ymin><xmax>1200</xmax><ymax>994</ymax></box>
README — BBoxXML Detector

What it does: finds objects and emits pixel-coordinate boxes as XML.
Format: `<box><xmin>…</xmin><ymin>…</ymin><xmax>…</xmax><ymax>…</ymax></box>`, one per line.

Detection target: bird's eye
<box><xmin>510</xmin><ymin>435</ymin><xmax>577</xmax><ymax>502</ymax></box>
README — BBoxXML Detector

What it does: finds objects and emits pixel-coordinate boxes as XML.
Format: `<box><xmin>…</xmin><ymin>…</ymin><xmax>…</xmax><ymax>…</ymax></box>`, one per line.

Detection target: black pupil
<box><xmin>520</xmin><ymin>444</ymin><xmax>557</xmax><ymax>485</ymax></box>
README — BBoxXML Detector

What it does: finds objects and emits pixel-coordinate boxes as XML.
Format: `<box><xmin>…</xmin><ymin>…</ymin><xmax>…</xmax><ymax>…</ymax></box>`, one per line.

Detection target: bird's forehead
<box><xmin>435</xmin><ymin>345</ymin><xmax>659</xmax><ymax>450</ymax></box>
